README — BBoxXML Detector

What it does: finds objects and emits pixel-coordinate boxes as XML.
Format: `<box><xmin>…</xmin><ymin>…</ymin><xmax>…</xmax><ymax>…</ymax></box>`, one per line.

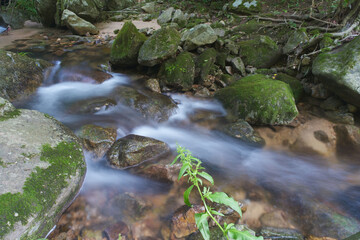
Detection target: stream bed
<box><xmin>6</xmin><ymin>34</ymin><xmax>360</xmax><ymax>240</ymax></box>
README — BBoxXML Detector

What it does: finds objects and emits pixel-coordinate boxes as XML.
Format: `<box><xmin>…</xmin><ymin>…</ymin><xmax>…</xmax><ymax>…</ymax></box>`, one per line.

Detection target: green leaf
<box><xmin>210</xmin><ymin>209</ymin><xmax>224</xmax><ymax>216</ymax></box>
<box><xmin>178</xmin><ymin>163</ymin><xmax>190</xmax><ymax>180</ymax></box>
<box><xmin>183</xmin><ymin>185</ymin><xmax>194</xmax><ymax>207</ymax></box>
<box><xmin>198</xmin><ymin>171</ymin><xmax>214</xmax><ymax>185</ymax></box>
<box><xmin>224</xmin><ymin>222</ymin><xmax>235</xmax><ymax>232</ymax></box>
<box><xmin>195</xmin><ymin>212</ymin><xmax>210</xmax><ymax>240</ymax></box>
<box><xmin>228</xmin><ymin>228</ymin><xmax>264</xmax><ymax>240</ymax></box>
<box><xmin>207</xmin><ymin>192</ymin><xmax>242</xmax><ymax>217</ymax></box>
<box><xmin>171</xmin><ymin>153</ymin><xmax>181</xmax><ymax>165</ymax></box>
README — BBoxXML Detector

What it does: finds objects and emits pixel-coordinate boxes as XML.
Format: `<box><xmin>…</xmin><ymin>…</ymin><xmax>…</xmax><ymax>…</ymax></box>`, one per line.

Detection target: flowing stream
<box><xmin>13</xmin><ymin>44</ymin><xmax>360</xmax><ymax>239</ymax></box>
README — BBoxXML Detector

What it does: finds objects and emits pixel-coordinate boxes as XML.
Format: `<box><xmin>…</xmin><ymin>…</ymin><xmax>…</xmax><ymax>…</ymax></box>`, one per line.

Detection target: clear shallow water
<box><xmin>18</xmin><ymin>59</ymin><xmax>360</xmax><ymax>238</ymax></box>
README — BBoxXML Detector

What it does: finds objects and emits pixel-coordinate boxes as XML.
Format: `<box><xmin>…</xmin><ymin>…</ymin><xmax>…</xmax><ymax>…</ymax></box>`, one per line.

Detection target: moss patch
<box><xmin>0</xmin><ymin>109</ymin><xmax>21</xmax><ymax>122</ymax></box>
<box><xmin>0</xmin><ymin>141</ymin><xmax>84</xmax><ymax>239</ymax></box>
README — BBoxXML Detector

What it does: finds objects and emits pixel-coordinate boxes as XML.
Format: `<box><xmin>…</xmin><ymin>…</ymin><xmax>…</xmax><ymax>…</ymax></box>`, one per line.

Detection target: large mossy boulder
<box><xmin>158</xmin><ymin>52</ymin><xmax>195</xmax><ymax>91</ymax></box>
<box><xmin>0</xmin><ymin>103</ymin><xmax>86</xmax><ymax>239</ymax></box>
<box><xmin>0</xmin><ymin>50</ymin><xmax>52</xmax><ymax>101</ymax></box>
<box><xmin>229</xmin><ymin>0</ymin><xmax>261</xmax><ymax>14</ymax></box>
<box><xmin>107</xmin><ymin>134</ymin><xmax>170</xmax><ymax>169</ymax></box>
<box><xmin>107</xmin><ymin>0</ymin><xmax>135</xmax><ymax>11</ymax></box>
<box><xmin>274</xmin><ymin>73</ymin><xmax>304</xmax><ymax>102</ymax></box>
<box><xmin>196</xmin><ymin>48</ymin><xmax>217</xmax><ymax>82</ymax></box>
<box><xmin>215</xmin><ymin>74</ymin><xmax>298</xmax><ymax>125</ymax></box>
<box><xmin>34</xmin><ymin>0</ymin><xmax>57</xmax><ymax>27</ymax></box>
<box><xmin>239</xmin><ymin>35</ymin><xmax>281</xmax><ymax>68</ymax></box>
<box><xmin>110</xmin><ymin>21</ymin><xmax>147</xmax><ymax>68</ymax></box>
<box><xmin>138</xmin><ymin>27</ymin><xmax>181</xmax><ymax>67</ymax></box>
<box><xmin>312</xmin><ymin>36</ymin><xmax>360</xmax><ymax>108</ymax></box>
<box><xmin>61</xmin><ymin>9</ymin><xmax>99</xmax><ymax>36</ymax></box>
<box><xmin>62</xmin><ymin>0</ymin><xmax>100</xmax><ymax>22</ymax></box>
<box><xmin>181</xmin><ymin>24</ymin><xmax>218</xmax><ymax>51</ymax></box>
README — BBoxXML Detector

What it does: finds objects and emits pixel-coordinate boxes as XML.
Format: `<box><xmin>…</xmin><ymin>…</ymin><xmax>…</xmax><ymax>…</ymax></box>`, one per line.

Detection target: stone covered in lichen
<box><xmin>312</xmin><ymin>36</ymin><xmax>360</xmax><ymax>107</ymax></box>
<box><xmin>229</xmin><ymin>0</ymin><xmax>261</xmax><ymax>15</ymax></box>
<box><xmin>274</xmin><ymin>73</ymin><xmax>304</xmax><ymax>102</ymax></box>
<box><xmin>110</xmin><ymin>21</ymin><xmax>147</xmax><ymax>68</ymax></box>
<box><xmin>0</xmin><ymin>109</ymin><xmax>86</xmax><ymax>239</ymax></box>
<box><xmin>181</xmin><ymin>24</ymin><xmax>218</xmax><ymax>51</ymax></box>
<box><xmin>215</xmin><ymin>74</ymin><xmax>298</xmax><ymax>125</ymax></box>
<box><xmin>0</xmin><ymin>50</ymin><xmax>52</xmax><ymax>101</ymax></box>
<box><xmin>239</xmin><ymin>35</ymin><xmax>281</xmax><ymax>68</ymax></box>
<box><xmin>196</xmin><ymin>48</ymin><xmax>217</xmax><ymax>82</ymax></box>
<box><xmin>158</xmin><ymin>52</ymin><xmax>195</xmax><ymax>91</ymax></box>
<box><xmin>138</xmin><ymin>27</ymin><xmax>181</xmax><ymax>67</ymax></box>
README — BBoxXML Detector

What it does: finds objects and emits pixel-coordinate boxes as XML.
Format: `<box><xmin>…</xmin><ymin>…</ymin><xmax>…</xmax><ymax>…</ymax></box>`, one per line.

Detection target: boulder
<box><xmin>62</xmin><ymin>0</ymin><xmax>100</xmax><ymax>22</ymax></box>
<box><xmin>141</xmin><ymin>2</ymin><xmax>156</xmax><ymax>13</ymax></box>
<box><xmin>157</xmin><ymin>7</ymin><xmax>174</xmax><ymax>25</ymax></box>
<box><xmin>0</xmin><ymin>97</ymin><xmax>16</xmax><ymax>118</ymax></box>
<box><xmin>61</xmin><ymin>9</ymin><xmax>99</xmax><ymax>36</ymax></box>
<box><xmin>217</xmin><ymin>119</ymin><xmax>265</xmax><ymax>146</ymax></box>
<box><xmin>196</xmin><ymin>48</ymin><xmax>217</xmax><ymax>82</ymax></box>
<box><xmin>231</xmin><ymin>57</ymin><xmax>246</xmax><ymax>76</ymax></box>
<box><xmin>110</xmin><ymin>21</ymin><xmax>147</xmax><ymax>68</ymax></box>
<box><xmin>158</xmin><ymin>51</ymin><xmax>195</xmax><ymax>91</ymax></box>
<box><xmin>215</xmin><ymin>74</ymin><xmax>298</xmax><ymax>125</ymax></box>
<box><xmin>312</xmin><ymin>36</ymin><xmax>360</xmax><ymax>108</ymax></box>
<box><xmin>334</xmin><ymin>124</ymin><xmax>360</xmax><ymax>158</ymax></box>
<box><xmin>0</xmin><ymin>50</ymin><xmax>52</xmax><ymax>101</ymax></box>
<box><xmin>273</xmin><ymin>73</ymin><xmax>304</xmax><ymax>102</ymax></box>
<box><xmin>77</xmin><ymin>124</ymin><xmax>117</xmax><ymax>161</ymax></box>
<box><xmin>0</xmin><ymin>108</ymin><xmax>86</xmax><ymax>239</ymax></box>
<box><xmin>138</xmin><ymin>27</ymin><xmax>181</xmax><ymax>67</ymax></box>
<box><xmin>172</xmin><ymin>9</ymin><xmax>186</xmax><ymax>28</ymax></box>
<box><xmin>107</xmin><ymin>0</ymin><xmax>135</xmax><ymax>11</ymax></box>
<box><xmin>181</xmin><ymin>24</ymin><xmax>218</xmax><ymax>51</ymax></box>
<box><xmin>34</xmin><ymin>0</ymin><xmax>57</xmax><ymax>27</ymax></box>
<box><xmin>239</xmin><ymin>35</ymin><xmax>281</xmax><ymax>68</ymax></box>
<box><xmin>229</xmin><ymin>0</ymin><xmax>261</xmax><ymax>14</ymax></box>
<box><xmin>107</xmin><ymin>134</ymin><xmax>170</xmax><ymax>169</ymax></box>
<box><xmin>283</xmin><ymin>30</ymin><xmax>309</xmax><ymax>54</ymax></box>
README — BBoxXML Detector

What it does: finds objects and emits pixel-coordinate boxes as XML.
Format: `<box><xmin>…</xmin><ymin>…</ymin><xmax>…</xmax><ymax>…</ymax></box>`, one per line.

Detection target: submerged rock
<box><xmin>138</xmin><ymin>27</ymin><xmax>181</xmax><ymax>67</ymax></box>
<box><xmin>110</xmin><ymin>21</ymin><xmax>147</xmax><ymax>68</ymax></box>
<box><xmin>0</xmin><ymin>109</ymin><xmax>86</xmax><ymax>239</ymax></box>
<box><xmin>181</xmin><ymin>24</ymin><xmax>218</xmax><ymax>51</ymax></box>
<box><xmin>312</xmin><ymin>36</ymin><xmax>360</xmax><ymax>108</ymax></box>
<box><xmin>239</xmin><ymin>35</ymin><xmax>281</xmax><ymax>68</ymax></box>
<box><xmin>78</xmin><ymin>124</ymin><xmax>117</xmax><ymax>161</ymax></box>
<box><xmin>107</xmin><ymin>134</ymin><xmax>170</xmax><ymax>169</ymax></box>
<box><xmin>158</xmin><ymin>51</ymin><xmax>195</xmax><ymax>91</ymax></box>
<box><xmin>61</xmin><ymin>9</ymin><xmax>99</xmax><ymax>36</ymax></box>
<box><xmin>215</xmin><ymin>74</ymin><xmax>298</xmax><ymax>125</ymax></box>
<box><xmin>0</xmin><ymin>50</ymin><xmax>52</xmax><ymax>101</ymax></box>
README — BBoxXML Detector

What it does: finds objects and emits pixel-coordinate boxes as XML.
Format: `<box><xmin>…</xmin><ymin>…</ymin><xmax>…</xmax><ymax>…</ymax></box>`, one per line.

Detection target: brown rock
<box><xmin>171</xmin><ymin>205</ymin><xmax>205</xmax><ymax>239</ymax></box>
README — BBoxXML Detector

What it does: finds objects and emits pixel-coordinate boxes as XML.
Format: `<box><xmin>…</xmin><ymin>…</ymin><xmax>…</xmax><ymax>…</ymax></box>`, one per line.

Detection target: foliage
<box><xmin>172</xmin><ymin>145</ymin><xmax>263</xmax><ymax>240</ymax></box>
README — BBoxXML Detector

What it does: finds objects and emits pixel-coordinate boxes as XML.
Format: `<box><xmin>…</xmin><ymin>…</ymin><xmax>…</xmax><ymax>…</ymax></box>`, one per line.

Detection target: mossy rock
<box><xmin>138</xmin><ymin>27</ymin><xmax>181</xmax><ymax>67</ymax></box>
<box><xmin>61</xmin><ymin>0</ymin><xmax>100</xmax><ymax>22</ymax></box>
<box><xmin>320</xmin><ymin>35</ymin><xmax>334</xmax><ymax>49</ymax></box>
<box><xmin>312</xmin><ymin>36</ymin><xmax>360</xmax><ymax>107</ymax></box>
<box><xmin>107</xmin><ymin>134</ymin><xmax>170</xmax><ymax>168</ymax></box>
<box><xmin>215</xmin><ymin>74</ymin><xmax>298</xmax><ymax>125</ymax></box>
<box><xmin>229</xmin><ymin>0</ymin><xmax>261</xmax><ymax>15</ymax></box>
<box><xmin>235</xmin><ymin>19</ymin><xmax>270</xmax><ymax>35</ymax></box>
<box><xmin>274</xmin><ymin>73</ymin><xmax>304</xmax><ymax>102</ymax></box>
<box><xmin>110</xmin><ymin>21</ymin><xmax>147</xmax><ymax>68</ymax></box>
<box><xmin>196</xmin><ymin>48</ymin><xmax>217</xmax><ymax>82</ymax></box>
<box><xmin>158</xmin><ymin>52</ymin><xmax>195</xmax><ymax>91</ymax></box>
<box><xmin>61</xmin><ymin>9</ymin><xmax>99</xmax><ymax>36</ymax></box>
<box><xmin>0</xmin><ymin>50</ymin><xmax>52</xmax><ymax>101</ymax></box>
<box><xmin>283</xmin><ymin>30</ymin><xmax>309</xmax><ymax>54</ymax></box>
<box><xmin>0</xmin><ymin>109</ymin><xmax>86</xmax><ymax>239</ymax></box>
<box><xmin>181</xmin><ymin>24</ymin><xmax>218</xmax><ymax>51</ymax></box>
<box><xmin>239</xmin><ymin>35</ymin><xmax>281</xmax><ymax>68</ymax></box>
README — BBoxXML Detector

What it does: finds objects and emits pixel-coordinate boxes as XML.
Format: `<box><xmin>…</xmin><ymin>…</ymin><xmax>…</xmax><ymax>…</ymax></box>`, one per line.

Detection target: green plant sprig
<box><xmin>172</xmin><ymin>145</ymin><xmax>263</xmax><ymax>240</ymax></box>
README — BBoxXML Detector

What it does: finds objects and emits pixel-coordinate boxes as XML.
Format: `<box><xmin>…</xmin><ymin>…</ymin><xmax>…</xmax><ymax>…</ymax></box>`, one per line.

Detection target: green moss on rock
<box><xmin>158</xmin><ymin>52</ymin><xmax>195</xmax><ymax>91</ymax></box>
<box><xmin>196</xmin><ymin>48</ymin><xmax>217</xmax><ymax>82</ymax></box>
<box><xmin>215</xmin><ymin>74</ymin><xmax>298</xmax><ymax>125</ymax></box>
<box><xmin>274</xmin><ymin>73</ymin><xmax>304</xmax><ymax>102</ymax></box>
<box><xmin>138</xmin><ymin>27</ymin><xmax>181</xmax><ymax>67</ymax></box>
<box><xmin>110</xmin><ymin>21</ymin><xmax>147</xmax><ymax>68</ymax></box>
<box><xmin>239</xmin><ymin>35</ymin><xmax>281</xmax><ymax>68</ymax></box>
<box><xmin>0</xmin><ymin>109</ymin><xmax>21</xmax><ymax>122</ymax></box>
<box><xmin>0</xmin><ymin>141</ymin><xmax>85</xmax><ymax>239</ymax></box>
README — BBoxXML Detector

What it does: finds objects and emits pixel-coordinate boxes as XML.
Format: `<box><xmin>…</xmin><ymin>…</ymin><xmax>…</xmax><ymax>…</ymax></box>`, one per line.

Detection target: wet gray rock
<box><xmin>181</xmin><ymin>24</ymin><xmax>218</xmax><ymax>51</ymax></box>
<box><xmin>312</xmin><ymin>36</ymin><xmax>360</xmax><ymax>108</ymax></box>
<box><xmin>107</xmin><ymin>134</ymin><xmax>170</xmax><ymax>169</ymax></box>
<box><xmin>231</xmin><ymin>57</ymin><xmax>246</xmax><ymax>76</ymax></box>
<box><xmin>0</xmin><ymin>109</ymin><xmax>86</xmax><ymax>240</ymax></box>
<box><xmin>61</xmin><ymin>9</ymin><xmax>99</xmax><ymax>36</ymax></box>
<box><xmin>145</xmin><ymin>78</ymin><xmax>161</xmax><ymax>93</ymax></box>
<box><xmin>0</xmin><ymin>50</ymin><xmax>52</xmax><ymax>101</ymax></box>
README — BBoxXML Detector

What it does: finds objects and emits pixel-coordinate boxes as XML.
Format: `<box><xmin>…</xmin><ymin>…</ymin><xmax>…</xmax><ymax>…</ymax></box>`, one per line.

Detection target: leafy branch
<box><xmin>172</xmin><ymin>145</ymin><xmax>263</xmax><ymax>240</ymax></box>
